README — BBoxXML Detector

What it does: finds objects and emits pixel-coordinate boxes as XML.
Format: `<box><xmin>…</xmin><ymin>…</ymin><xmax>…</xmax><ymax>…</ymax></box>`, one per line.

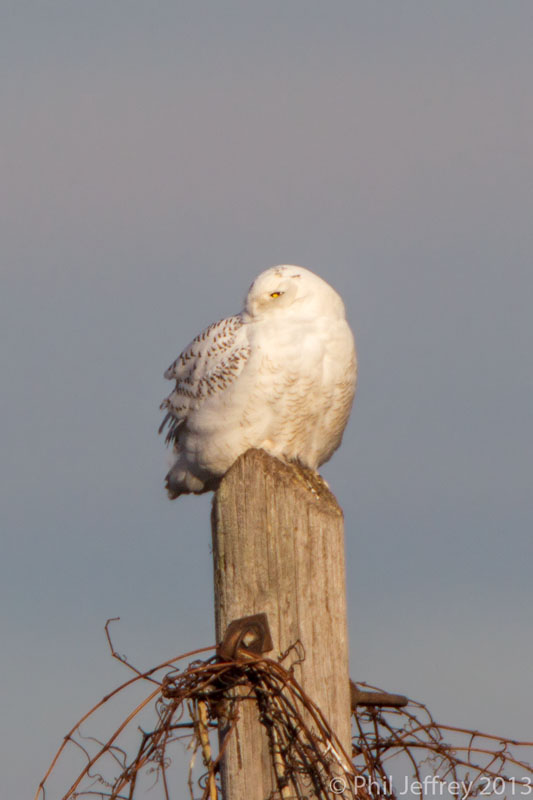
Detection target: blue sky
<box><xmin>1</xmin><ymin>2</ymin><xmax>532</xmax><ymax>796</ymax></box>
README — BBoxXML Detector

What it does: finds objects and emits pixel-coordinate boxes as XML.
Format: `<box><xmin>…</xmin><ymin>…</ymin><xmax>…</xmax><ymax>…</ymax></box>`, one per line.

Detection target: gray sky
<box><xmin>2</xmin><ymin>2</ymin><xmax>532</xmax><ymax>796</ymax></box>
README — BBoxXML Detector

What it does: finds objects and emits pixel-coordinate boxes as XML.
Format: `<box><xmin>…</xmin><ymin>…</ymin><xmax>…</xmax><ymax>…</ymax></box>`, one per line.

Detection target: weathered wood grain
<box><xmin>211</xmin><ymin>448</ymin><xmax>351</xmax><ymax>799</ymax></box>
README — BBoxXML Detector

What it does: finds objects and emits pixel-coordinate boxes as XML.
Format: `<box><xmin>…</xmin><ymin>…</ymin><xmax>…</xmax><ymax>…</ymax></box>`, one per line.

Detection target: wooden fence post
<box><xmin>211</xmin><ymin>448</ymin><xmax>352</xmax><ymax>799</ymax></box>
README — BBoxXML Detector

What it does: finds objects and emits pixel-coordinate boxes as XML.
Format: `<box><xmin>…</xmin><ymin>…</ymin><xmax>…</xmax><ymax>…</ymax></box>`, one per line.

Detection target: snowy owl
<box><xmin>159</xmin><ymin>265</ymin><xmax>357</xmax><ymax>498</ymax></box>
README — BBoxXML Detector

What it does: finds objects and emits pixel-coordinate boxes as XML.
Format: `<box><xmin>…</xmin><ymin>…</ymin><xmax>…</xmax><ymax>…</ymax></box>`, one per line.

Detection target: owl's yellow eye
<box><xmin>270</xmin><ymin>291</ymin><xmax>282</xmax><ymax>298</ymax></box>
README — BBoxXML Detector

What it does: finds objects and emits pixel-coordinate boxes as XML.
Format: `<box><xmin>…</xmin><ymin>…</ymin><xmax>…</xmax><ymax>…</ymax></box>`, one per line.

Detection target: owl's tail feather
<box><xmin>165</xmin><ymin>459</ymin><xmax>220</xmax><ymax>499</ymax></box>
<box><xmin>165</xmin><ymin>469</ymin><xmax>181</xmax><ymax>500</ymax></box>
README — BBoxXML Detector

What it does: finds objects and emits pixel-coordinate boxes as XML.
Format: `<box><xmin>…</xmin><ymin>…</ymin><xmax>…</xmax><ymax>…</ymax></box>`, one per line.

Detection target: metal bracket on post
<box><xmin>217</xmin><ymin>613</ymin><xmax>274</xmax><ymax>661</ymax></box>
<box><xmin>350</xmin><ymin>679</ymin><xmax>408</xmax><ymax>709</ymax></box>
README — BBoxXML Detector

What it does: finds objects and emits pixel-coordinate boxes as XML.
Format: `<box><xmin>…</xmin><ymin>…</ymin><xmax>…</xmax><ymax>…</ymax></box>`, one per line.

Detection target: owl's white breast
<box><xmin>182</xmin><ymin>313</ymin><xmax>355</xmax><ymax>476</ymax></box>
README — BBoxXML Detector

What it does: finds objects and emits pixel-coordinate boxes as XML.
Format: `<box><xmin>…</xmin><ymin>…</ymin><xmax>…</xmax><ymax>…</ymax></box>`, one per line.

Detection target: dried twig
<box><xmin>36</xmin><ymin>626</ymin><xmax>533</xmax><ymax>800</ymax></box>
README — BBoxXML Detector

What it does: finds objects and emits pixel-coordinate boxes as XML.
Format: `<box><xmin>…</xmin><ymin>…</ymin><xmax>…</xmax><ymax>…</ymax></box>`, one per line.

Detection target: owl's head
<box><xmin>244</xmin><ymin>265</ymin><xmax>346</xmax><ymax>320</ymax></box>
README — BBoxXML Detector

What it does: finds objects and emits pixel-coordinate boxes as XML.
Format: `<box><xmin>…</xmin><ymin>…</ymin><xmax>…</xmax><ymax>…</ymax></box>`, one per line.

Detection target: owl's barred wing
<box><xmin>159</xmin><ymin>314</ymin><xmax>250</xmax><ymax>446</ymax></box>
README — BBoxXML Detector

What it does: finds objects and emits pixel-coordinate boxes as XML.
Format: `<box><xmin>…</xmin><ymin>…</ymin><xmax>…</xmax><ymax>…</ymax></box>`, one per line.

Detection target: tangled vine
<box><xmin>36</xmin><ymin>621</ymin><xmax>533</xmax><ymax>800</ymax></box>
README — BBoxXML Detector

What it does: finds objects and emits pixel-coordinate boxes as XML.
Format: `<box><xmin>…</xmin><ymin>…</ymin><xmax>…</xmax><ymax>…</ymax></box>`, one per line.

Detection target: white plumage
<box><xmin>159</xmin><ymin>265</ymin><xmax>357</xmax><ymax>498</ymax></box>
